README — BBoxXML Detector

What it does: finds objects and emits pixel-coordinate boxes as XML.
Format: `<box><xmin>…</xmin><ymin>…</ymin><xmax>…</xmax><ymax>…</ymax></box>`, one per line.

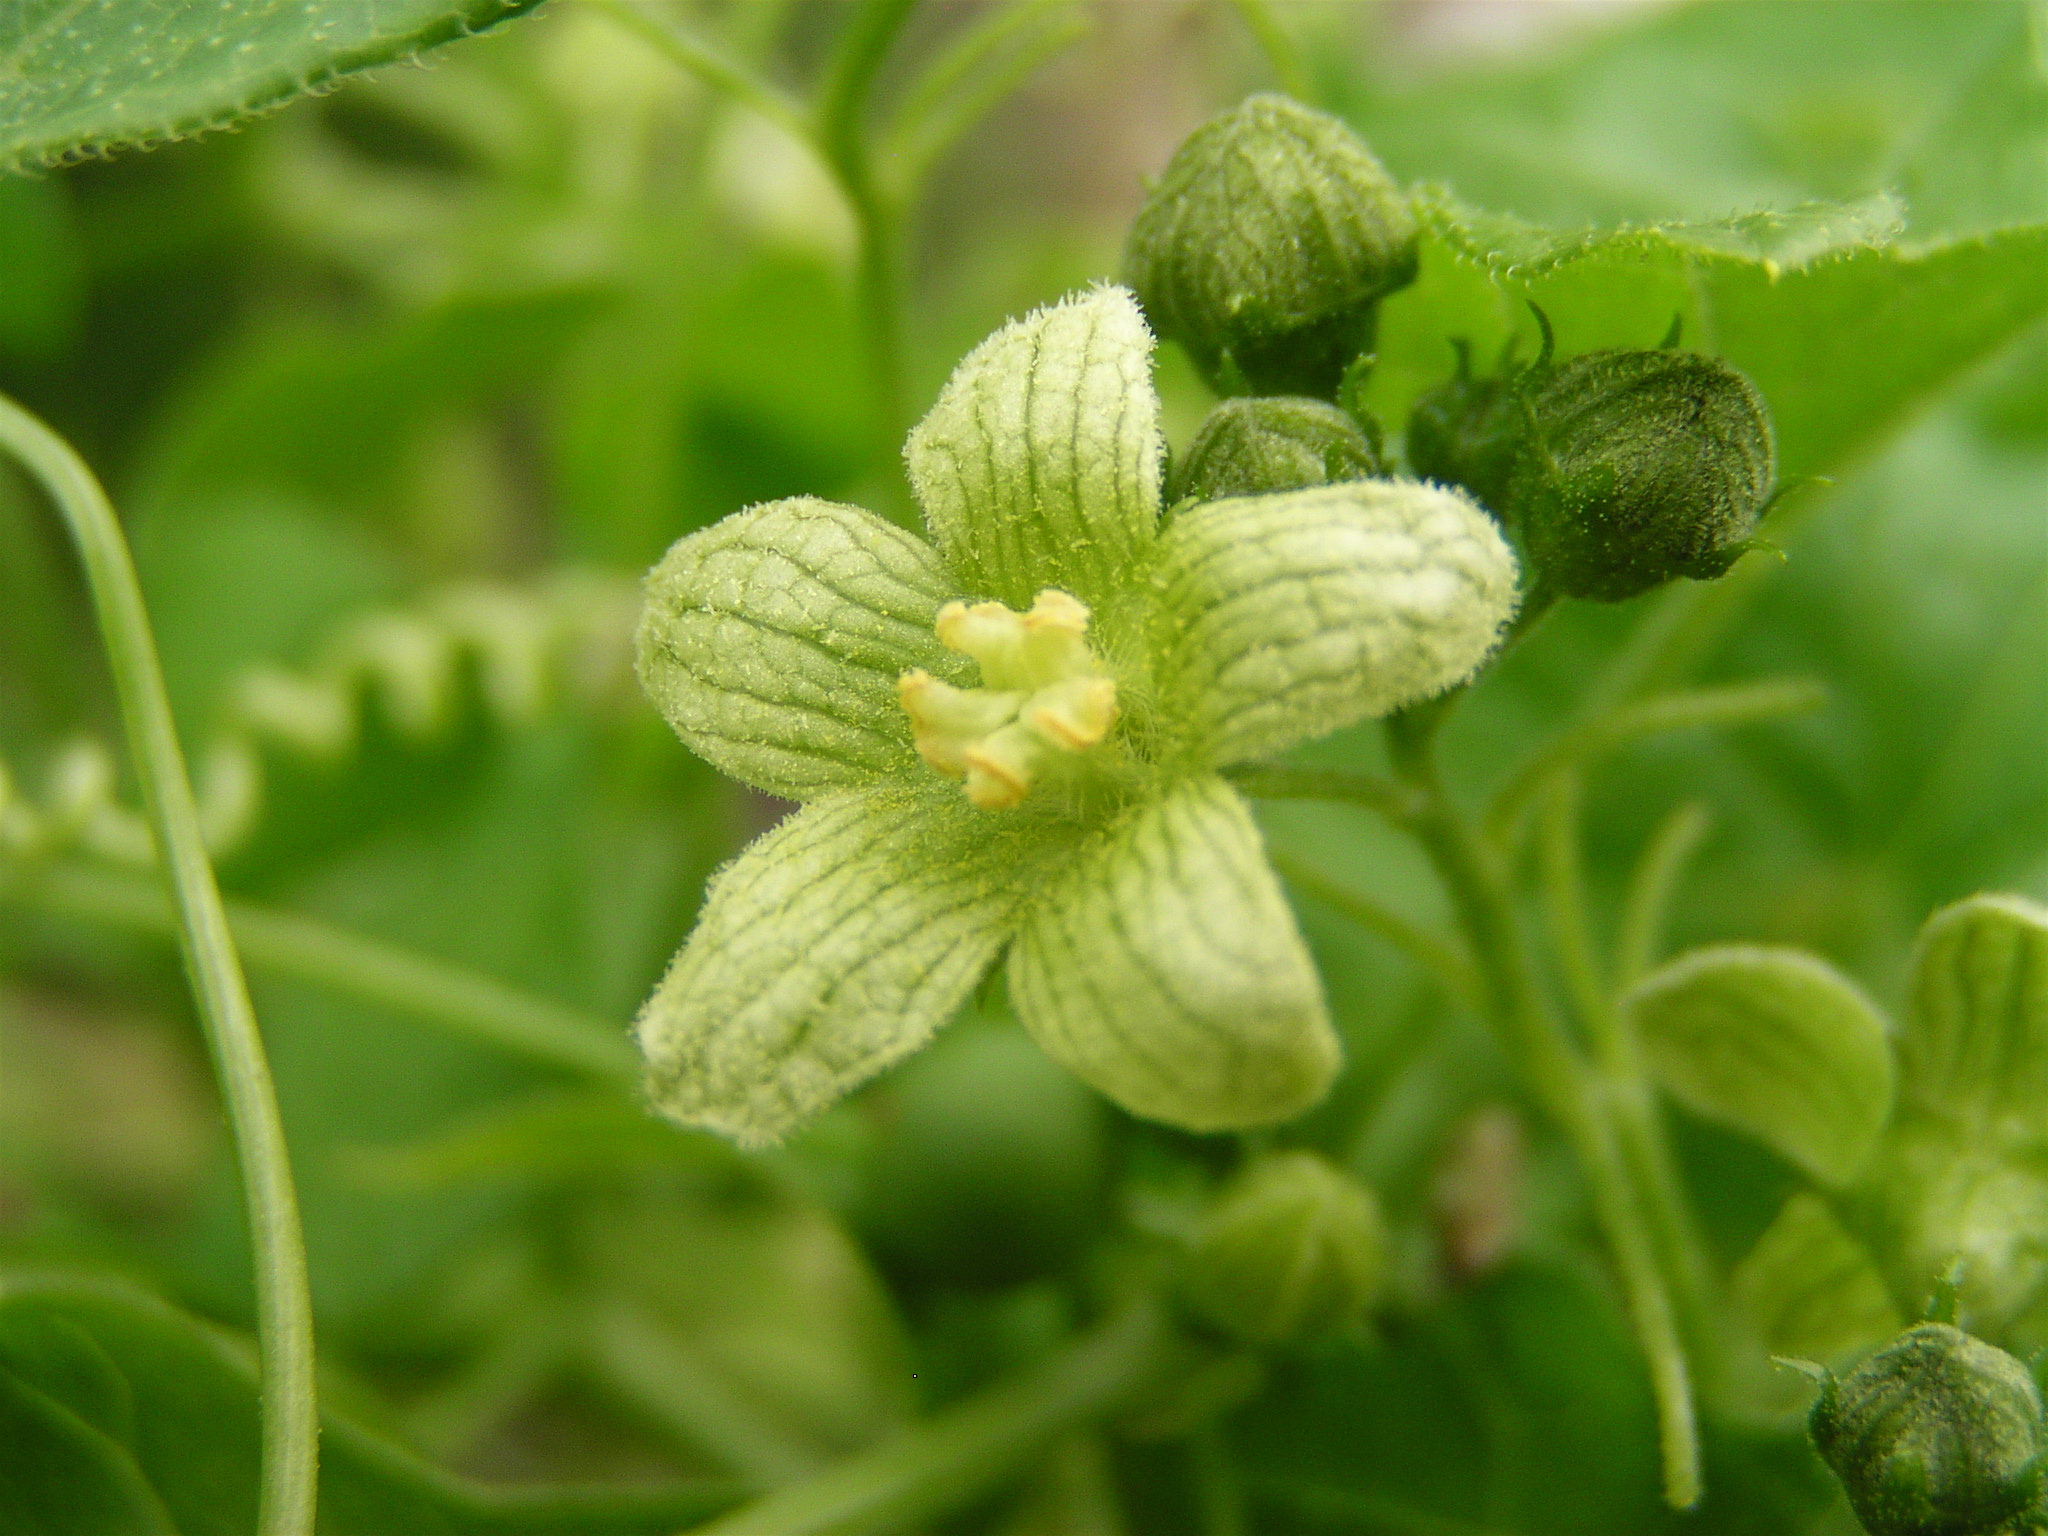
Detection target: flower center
<box><xmin>898</xmin><ymin>589</ymin><xmax>1118</xmax><ymax>810</ymax></box>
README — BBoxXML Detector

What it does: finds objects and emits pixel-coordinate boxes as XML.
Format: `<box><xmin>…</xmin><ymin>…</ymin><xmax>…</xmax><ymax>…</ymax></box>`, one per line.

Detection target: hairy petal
<box><xmin>1009</xmin><ymin>776</ymin><xmax>1338</xmax><ymax>1131</ymax></box>
<box><xmin>636</xmin><ymin>498</ymin><xmax>962</xmax><ymax>800</ymax></box>
<box><xmin>636</xmin><ymin>781</ymin><xmax>1031</xmax><ymax>1146</ymax></box>
<box><xmin>1153</xmin><ymin>480</ymin><xmax>1519</xmax><ymax>766</ymax></box>
<box><xmin>906</xmin><ymin>285</ymin><xmax>1164</xmax><ymax>609</ymax></box>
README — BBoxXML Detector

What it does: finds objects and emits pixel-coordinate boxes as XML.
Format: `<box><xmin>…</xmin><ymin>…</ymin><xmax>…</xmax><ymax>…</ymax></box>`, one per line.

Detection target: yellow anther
<box><xmin>1026</xmin><ymin>676</ymin><xmax>1117</xmax><ymax>750</ymax></box>
<box><xmin>902</xmin><ymin>590</ymin><xmax>1117</xmax><ymax>808</ymax></box>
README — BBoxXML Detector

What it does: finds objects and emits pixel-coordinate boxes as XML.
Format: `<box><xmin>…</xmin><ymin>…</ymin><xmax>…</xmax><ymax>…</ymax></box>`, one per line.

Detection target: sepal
<box><xmin>637</xmin><ymin>497</ymin><xmax>960</xmax><ymax>800</ymax></box>
<box><xmin>905</xmin><ymin>286</ymin><xmax>1163</xmax><ymax>610</ymax></box>
<box><xmin>1625</xmin><ymin>945</ymin><xmax>1894</xmax><ymax>1187</ymax></box>
<box><xmin>636</xmin><ymin>782</ymin><xmax>1029</xmax><ymax>1146</ymax></box>
<box><xmin>1008</xmin><ymin>775</ymin><xmax>1338</xmax><ymax>1131</ymax></box>
<box><xmin>1152</xmin><ymin>479</ymin><xmax>1519</xmax><ymax>767</ymax></box>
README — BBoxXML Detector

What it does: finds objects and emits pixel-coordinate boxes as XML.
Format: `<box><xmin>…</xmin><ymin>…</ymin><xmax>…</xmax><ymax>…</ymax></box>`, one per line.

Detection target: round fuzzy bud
<box><xmin>1179</xmin><ymin>1151</ymin><xmax>1386</xmax><ymax>1347</ymax></box>
<box><xmin>1513</xmin><ymin>349</ymin><xmax>1774</xmax><ymax>602</ymax></box>
<box><xmin>1404</xmin><ymin>344</ymin><xmax>1531</xmax><ymax>526</ymax></box>
<box><xmin>1125</xmin><ymin>94</ymin><xmax>1419</xmax><ymax>400</ymax></box>
<box><xmin>1175</xmin><ymin>396</ymin><xmax>1386</xmax><ymax>504</ymax></box>
<box><xmin>1808</xmin><ymin>1323</ymin><xmax>2046</xmax><ymax>1536</ymax></box>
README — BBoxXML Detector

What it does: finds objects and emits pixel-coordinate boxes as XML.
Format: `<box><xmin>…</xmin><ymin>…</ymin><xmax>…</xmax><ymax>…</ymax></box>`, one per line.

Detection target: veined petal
<box><xmin>1153</xmin><ymin>480</ymin><xmax>1518</xmax><ymax>767</ymax></box>
<box><xmin>1009</xmin><ymin>775</ymin><xmax>1338</xmax><ymax>1131</ymax></box>
<box><xmin>637</xmin><ymin>497</ymin><xmax>962</xmax><ymax>800</ymax></box>
<box><xmin>637</xmin><ymin>781</ymin><xmax>1031</xmax><ymax>1146</ymax></box>
<box><xmin>906</xmin><ymin>286</ymin><xmax>1164</xmax><ymax>609</ymax></box>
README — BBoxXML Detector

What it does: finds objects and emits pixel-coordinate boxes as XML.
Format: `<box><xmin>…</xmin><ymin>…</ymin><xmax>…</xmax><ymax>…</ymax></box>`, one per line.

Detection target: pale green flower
<box><xmin>634</xmin><ymin>285</ymin><xmax>1518</xmax><ymax>1146</ymax></box>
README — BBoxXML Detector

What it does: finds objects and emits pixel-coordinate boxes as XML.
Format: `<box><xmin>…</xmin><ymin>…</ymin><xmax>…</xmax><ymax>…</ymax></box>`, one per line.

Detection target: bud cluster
<box><xmin>1125</xmin><ymin>93</ymin><xmax>1776</xmax><ymax>606</ymax></box>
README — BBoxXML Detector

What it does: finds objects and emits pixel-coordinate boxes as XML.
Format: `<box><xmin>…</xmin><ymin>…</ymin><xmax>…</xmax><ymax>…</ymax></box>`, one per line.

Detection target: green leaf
<box><xmin>637</xmin><ymin>781</ymin><xmax>1034</xmax><ymax>1147</ymax></box>
<box><xmin>905</xmin><ymin>285</ymin><xmax>1164</xmax><ymax>611</ymax></box>
<box><xmin>1626</xmin><ymin>944</ymin><xmax>1894</xmax><ymax>1186</ymax></box>
<box><xmin>1235</xmin><ymin>1259</ymin><xmax>1836</xmax><ymax>1534</ymax></box>
<box><xmin>1899</xmin><ymin>892</ymin><xmax>2048</xmax><ymax>1134</ymax></box>
<box><xmin>0</xmin><ymin>1369</ymin><xmax>176</xmax><ymax>1536</ymax></box>
<box><xmin>1334</xmin><ymin>0</ymin><xmax>2029</xmax><ymax>237</ymax></box>
<box><xmin>1008</xmin><ymin>774</ymin><xmax>1338</xmax><ymax>1132</ymax></box>
<box><xmin>0</xmin><ymin>0</ymin><xmax>545</xmax><ymax>173</ymax></box>
<box><xmin>1151</xmin><ymin>479</ymin><xmax>1519</xmax><ymax>768</ymax></box>
<box><xmin>636</xmin><ymin>498</ymin><xmax>962</xmax><ymax>803</ymax></box>
<box><xmin>0</xmin><ymin>1271</ymin><xmax>740</xmax><ymax>1535</ymax></box>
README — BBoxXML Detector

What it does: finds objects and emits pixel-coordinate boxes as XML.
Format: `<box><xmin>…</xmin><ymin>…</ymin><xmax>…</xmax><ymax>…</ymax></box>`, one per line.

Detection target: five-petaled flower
<box><xmin>634</xmin><ymin>285</ymin><xmax>1518</xmax><ymax>1146</ymax></box>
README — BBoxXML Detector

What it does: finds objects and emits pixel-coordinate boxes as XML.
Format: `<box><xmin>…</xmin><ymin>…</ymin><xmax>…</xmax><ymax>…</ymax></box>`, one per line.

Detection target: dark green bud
<box><xmin>1125</xmin><ymin>94</ymin><xmax>1419</xmax><ymax>400</ymax></box>
<box><xmin>1513</xmin><ymin>348</ymin><xmax>1775</xmax><ymax>602</ymax></box>
<box><xmin>1404</xmin><ymin>340</ymin><xmax>1530</xmax><ymax>526</ymax></box>
<box><xmin>1179</xmin><ymin>1151</ymin><xmax>1386</xmax><ymax>1347</ymax></box>
<box><xmin>1175</xmin><ymin>396</ymin><xmax>1386</xmax><ymax>504</ymax></box>
<box><xmin>1808</xmin><ymin>1323</ymin><xmax>2046</xmax><ymax>1536</ymax></box>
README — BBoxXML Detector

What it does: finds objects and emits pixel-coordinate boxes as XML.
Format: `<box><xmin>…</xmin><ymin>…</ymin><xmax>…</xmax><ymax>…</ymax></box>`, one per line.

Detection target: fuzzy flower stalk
<box><xmin>632</xmin><ymin>286</ymin><xmax>1517</xmax><ymax>1145</ymax></box>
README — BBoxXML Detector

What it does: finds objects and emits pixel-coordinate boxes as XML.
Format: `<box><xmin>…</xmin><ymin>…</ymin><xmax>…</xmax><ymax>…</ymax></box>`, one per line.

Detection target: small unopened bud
<box><xmin>1175</xmin><ymin>396</ymin><xmax>1386</xmax><ymax>504</ymax></box>
<box><xmin>1806</xmin><ymin>1323</ymin><xmax>2046</xmax><ymax>1536</ymax></box>
<box><xmin>1125</xmin><ymin>94</ymin><xmax>1418</xmax><ymax>400</ymax></box>
<box><xmin>1404</xmin><ymin>341</ymin><xmax>1531</xmax><ymax>526</ymax></box>
<box><xmin>1179</xmin><ymin>1151</ymin><xmax>1386</xmax><ymax>1347</ymax></box>
<box><xmin>1513</xmin><ymin>348</ymin><xmax>1775</xmax><ymax>602</ymax></box>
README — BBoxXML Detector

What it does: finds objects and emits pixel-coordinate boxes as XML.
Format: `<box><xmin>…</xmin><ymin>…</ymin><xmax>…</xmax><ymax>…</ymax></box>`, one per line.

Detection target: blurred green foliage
<box><xmin>0</xmin><ymin>2</ymin><xmax>2042</xmax><ymax>1532</ymax></box>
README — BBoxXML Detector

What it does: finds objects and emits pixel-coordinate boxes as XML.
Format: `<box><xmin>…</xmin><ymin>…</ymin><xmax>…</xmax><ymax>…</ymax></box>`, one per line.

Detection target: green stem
<box><xmin>683</xmin><ymin>1303</ymin><xmax>1171</xmax><ymax>1536</ymax></box>
<box><xmin>1615</xmin><ymin>802</ymin><xmax>1711</xmax><ymax>990</ymax></box>
<box><xmin>1224</xmin><ymin>0</ymin><xmax>1312</xmax><ymax>101</ymax></box>
<box><xmin>1384</xmin><ymin>708</ymin><xmax>1700</xmax><ymax>1509</ymax></box>
<box><xmin>1269</xmin><ymin>850</ymin><xmax>1484</xmax><ymax>1015</ymax></box>
<box><xmin>1484</xmin><ymin>677</ymin><xmax>1824</xmax><ymax>847</ymax></box>
<box><xmin>1535</xmin><ymin>781</ymin><xmax>1723</xmax><ymax>1385</ymax></box>
<box><xmin>1222</xmin><ymin>762</ymin><xmax>1419</xmax><ymax>822</ymax></box>
<box><xmin>9</xmin><ymin>860</ymin><xmax>638</xmax><ymax>1083</ymax></box>
<box><xmin>0</xmin><ymin>396</ymin><xmax>318</xmax><ymax>1535</ymax></box>
<box><xmin>594</xmin><ymin>0</ymin><xmax>809</xmax><ymax>141</ymax></box>
<box><xmin>815</xmin><ymin>0</ymin><xmax>921</xmax><ymax>455</ymax></box>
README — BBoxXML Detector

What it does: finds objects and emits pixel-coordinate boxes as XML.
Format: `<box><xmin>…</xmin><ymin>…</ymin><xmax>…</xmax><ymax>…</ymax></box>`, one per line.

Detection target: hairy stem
<box><xmin>1225</xmin><ymin>0</ymin><xmax>1312</xmax><ymax>101</ymax></box>
<box><xmin>816</xmin><ymin>0</ymin><xmax>921</xmax><ymax>454</ymax></box>
<box><xmin>1384</xmin><ymin>707</ymin><xmax>1701</xmax><ymax>1508</ymax></box>
<box><xmin>594</xmin><ymin>0</ymin><xmax>808</xmax><ymax>141</ymax></box>
<box><xmin>1615</xmin><ymin>801</ymin><xmax>1712</xmax><ymax>990</ymax></box>
<box><xmin>1536</xmin><ymin>781</ymin><xmax>1723</xmax><ymax>1387</ymax></box>
<box><xmin>0</xmin><ymin>396</ymin><xmax>318</xmax><ymax>1535</ymax></box>
<box><xmin>10</xmin><ymin>860</ymin><xmax>638</xmax><ymax>1082</ymax></box>
<box><xmin>1269</xmin><ymin>849</ymin><xmax>1484</xmax><ymax>1015</ymax></box>
<box><xmin>683</xmin><ymin>1302</ymin><xmax>1171</xmax><ymax>1536</ymax></box>
<box><xmin>1485</xmin><ymin>677</ymin><xmax>1824</xmax><ymax>846</ymax></box>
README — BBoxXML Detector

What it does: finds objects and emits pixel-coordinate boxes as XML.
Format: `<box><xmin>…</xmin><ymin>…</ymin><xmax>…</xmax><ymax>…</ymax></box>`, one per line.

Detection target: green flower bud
<box><xmin>1179</xmin><ymin>1151</ymin><xmax>1386</xmax><ymax>1347</ymax></box>
<box><xmin>1174</xmin><ymin>396</ymin><xmax>1386</xmax><ymax>504</ymax></box>
<box><xmin>1125</xmin><ymin>94</ymin><xmax>1419</xmax><ymax>400</ymax></box>
<box><xmin>1404</xmin><ymin>340</ymin><xmax>1530</xmax><ymax>526</ymax></box>
<box><xmin>1808</xmin><ymin>1323</ymin><xmax>2046</xmax><ymax>1536</ymax></box>
<box><xmin>1513</xmin><ymin>348</ymin><xmax>1775</xmax><ymax>602</ymax></box>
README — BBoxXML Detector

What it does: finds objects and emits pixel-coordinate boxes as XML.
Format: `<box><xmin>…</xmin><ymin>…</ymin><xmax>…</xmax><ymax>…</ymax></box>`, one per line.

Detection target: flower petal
<box><xmin>1009</xmin><ymin>775</ymin><xmax>1338</xmax><ymax>1131</ymax></box>
<box><xmin>1153</xmin><ymin>480</ymin><xmax>1518</xmax><ymax>767</ymax></box>
<box><xmin>905</xmin><ymin>285</ymin><xmax>1164</xmax><ymax>609</ymax></box>
<box><xmin>637</xmin><ymin>781</ymin><xmax>1032</xmax><ymax>1146</ymax></box>
<box><xmin>636</xmin><ymin>497</ymin><xmax>962</xmax><ymax>800</ymax></box>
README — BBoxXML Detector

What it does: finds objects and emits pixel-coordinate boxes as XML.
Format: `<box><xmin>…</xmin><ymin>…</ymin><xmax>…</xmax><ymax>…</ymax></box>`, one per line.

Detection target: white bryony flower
<box><xmin>633</xmin><ymin>285</ymin><xmax>1518</xmax><ymax>1146</ymax></box>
